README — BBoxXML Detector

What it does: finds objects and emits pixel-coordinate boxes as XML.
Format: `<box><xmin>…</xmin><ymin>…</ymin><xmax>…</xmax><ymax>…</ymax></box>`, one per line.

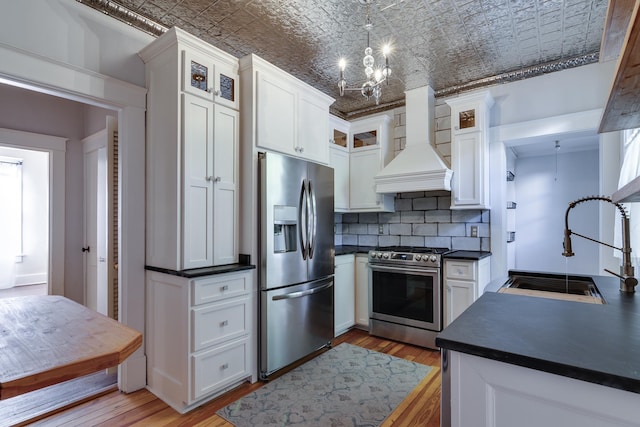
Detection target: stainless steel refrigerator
<box><xmin>258</xmin><ymin>151</ymin><xmax>334</xmax><ymax>379</ymax></box>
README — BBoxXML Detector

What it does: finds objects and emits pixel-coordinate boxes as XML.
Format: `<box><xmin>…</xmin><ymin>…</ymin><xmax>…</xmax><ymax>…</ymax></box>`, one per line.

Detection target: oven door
<box><xmin>369</xmin><ymin>264</ymin><xmax>442</xmax><ymax>332</ymax></box>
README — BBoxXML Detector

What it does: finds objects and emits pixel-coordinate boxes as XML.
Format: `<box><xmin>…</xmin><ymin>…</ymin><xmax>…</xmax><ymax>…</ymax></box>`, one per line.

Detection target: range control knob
<box><xmin>430</xmin><ymin>255</ymin><xmax>437</xmax><ymax>262</ymax></box>
<box><xmin>376</xmin><ymin>252</ymin><xmax>382</xmax><ymax>258</ymax></box>
<box><xmin>382</xmin><ymin>253</ymin><xmax>390</xmax><ymax>259</ymax></box>
<box><xmin>415</xmin><ymin>255</ymin><xmax>422</xmax><ymax>261</ymax></box>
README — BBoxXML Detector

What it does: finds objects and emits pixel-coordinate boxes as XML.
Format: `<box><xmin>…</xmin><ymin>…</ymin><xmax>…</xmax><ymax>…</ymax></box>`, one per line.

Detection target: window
<box><xmin>616</xmin><ymin>129</ymin><xmax>640</xmax><ymax>266</ymax></box>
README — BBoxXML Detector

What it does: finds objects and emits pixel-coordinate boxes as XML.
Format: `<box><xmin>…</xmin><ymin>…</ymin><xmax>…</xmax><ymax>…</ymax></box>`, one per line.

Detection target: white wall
<box><xmin>514</xmin><ymin>149</ymin><xmax>600</xmax><ymax>275</ymax></box>
<box><xmin>489</xmin><ymin>61</ymin><xmax>616</xmax><ymax>127</ymax></box>
<box><xmin>0</xmin><ymin>0</ymin><xmax>152</xmax><ymax>88</ymax></box>
<box><xmin>0</xmin><ymin>146</ymin><xmax>49</xmax><ymax>286</ymax></box>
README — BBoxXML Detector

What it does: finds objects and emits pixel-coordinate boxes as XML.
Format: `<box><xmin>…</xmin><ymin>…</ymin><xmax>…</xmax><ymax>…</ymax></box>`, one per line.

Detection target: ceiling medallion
<box><xmin>337</xmin><ymin>0</ymin><xmax>391</xmax><ymax>106</ymax></box>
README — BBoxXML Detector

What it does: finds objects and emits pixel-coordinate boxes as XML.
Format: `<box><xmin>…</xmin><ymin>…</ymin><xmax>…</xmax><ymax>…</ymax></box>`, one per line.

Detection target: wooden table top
<box><xmin>0</xmin><ymin>295</ymin><xmax>142</xmax><ymax>400</ymax></box>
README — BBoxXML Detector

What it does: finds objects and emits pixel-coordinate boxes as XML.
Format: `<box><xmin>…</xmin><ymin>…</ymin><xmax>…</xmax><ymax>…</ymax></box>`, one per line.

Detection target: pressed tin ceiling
<box><xmin>78</xmin><ymin>0</ymin><xmax>608</xmax><ymax>117</ymax></box>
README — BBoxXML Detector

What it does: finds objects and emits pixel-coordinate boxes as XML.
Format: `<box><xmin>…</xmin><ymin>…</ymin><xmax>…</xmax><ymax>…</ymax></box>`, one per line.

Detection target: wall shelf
<box><xmin>612</xmin><ymin>175</ymin><xmax>640</xmax><ymax>203</ymax></box>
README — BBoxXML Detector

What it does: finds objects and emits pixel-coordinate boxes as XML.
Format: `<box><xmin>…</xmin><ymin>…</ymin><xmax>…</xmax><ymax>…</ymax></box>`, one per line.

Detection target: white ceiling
<box><xmin>506</xmin><ymin>129</ymin><xmax>600</xmax><ymax>158</ymax></box>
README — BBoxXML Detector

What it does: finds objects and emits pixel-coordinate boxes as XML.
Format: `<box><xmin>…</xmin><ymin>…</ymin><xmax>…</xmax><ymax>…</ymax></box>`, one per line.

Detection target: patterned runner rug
<box><xmin>217</xmin><ymin>342</ymin><xmax>432</xmax><ymax>426</ymax></box>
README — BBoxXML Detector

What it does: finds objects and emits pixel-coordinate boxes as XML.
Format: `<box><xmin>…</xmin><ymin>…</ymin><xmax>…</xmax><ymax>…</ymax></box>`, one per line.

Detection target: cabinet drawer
<box><xmin>191</xmin><ymin>337</ymin><xmax>249</xmax><ymax>401</ymax></box>
<box><xmin>192</xmin><ymin>273</ymin><xmax>250</xmax><ymax>306</ymax></box>
<box><xmin>446</xmin><ymin>261</ymin><xmax>476</xmax><ymax>281</ymax></box>
<box><xmin>191</xmin><ymin>297</ymin><xmax>249</xmax><ymax>352</ymax></box>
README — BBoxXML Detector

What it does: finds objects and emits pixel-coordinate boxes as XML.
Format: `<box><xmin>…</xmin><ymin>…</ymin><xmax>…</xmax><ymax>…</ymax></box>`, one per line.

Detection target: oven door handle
<box><xmin>369</xmin><ymin>265</ymin><xmax>440</xmax><ymax>275</ymax></box>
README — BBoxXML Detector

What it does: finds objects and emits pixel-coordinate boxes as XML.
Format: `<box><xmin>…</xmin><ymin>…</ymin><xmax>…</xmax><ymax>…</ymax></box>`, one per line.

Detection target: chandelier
<box><xmin>337</xmin><ymin>0</ymin><xmax>392</xmax><ymax>105</ymax></box>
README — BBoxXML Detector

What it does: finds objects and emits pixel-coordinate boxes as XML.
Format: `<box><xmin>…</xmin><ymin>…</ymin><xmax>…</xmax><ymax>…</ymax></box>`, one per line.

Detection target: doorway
<box><xmin>0</xmin><ymin>145</ymin><xmax>50</xmax><ymax>298</ymax></box>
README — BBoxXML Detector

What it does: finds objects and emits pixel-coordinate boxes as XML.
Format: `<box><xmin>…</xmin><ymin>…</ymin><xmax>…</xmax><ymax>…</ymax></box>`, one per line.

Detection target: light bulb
<box><xmin>338</xmin><ymin>58</ymin><xmax>346</xmax><ymax>71</ymax></box>
<box><xmin>382</xmin><ymin>44</ymin><xmax>391</xmax><ymax>57</ymax></box>
<box><xmin>374</xmin><ymin>69</ymin><xmax>383</xmax><ymax>82</ymax></box>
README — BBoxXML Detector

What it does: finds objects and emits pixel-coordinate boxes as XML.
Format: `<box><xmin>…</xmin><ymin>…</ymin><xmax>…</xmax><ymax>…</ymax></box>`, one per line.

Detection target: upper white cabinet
<box><xmin>182</xmin><ymin>48</ymin><xmax>238</xmax><ymax>109</ymax></box>
<box><xmin>446</xmin><ymin>91</ymin><xmax>494</xmax><ymax>210</ymax></box>
<box><xmin>348</xmin><ymin>114</ymin><xmax>395</xmax><ymax>212</ymax></box>
<box><xmin>329</xmin><ymin>115</ymin><xmax>350</xmax><ymax>212</ymax></box>
<box><xmin>240</xmin><ymin>54</ymin><xmax>334</xmax><ymax>165</ymax></box>
<box><xmin>139</xmin><ymin>27</ymin><xmax>239</xmax><ymax>270</ymax></box>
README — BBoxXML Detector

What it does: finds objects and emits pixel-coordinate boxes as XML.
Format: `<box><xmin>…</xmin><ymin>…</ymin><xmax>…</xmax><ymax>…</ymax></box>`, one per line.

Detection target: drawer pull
<box><xmin>220</xmin><ymin>320</ymin><xmax>228</xmax><ymax>327</ymax></box>
<box><xmin>221</xmin><ymin>285</ymin><xmax>229</xmax><ymax>291</ymax></box>
<box><xmin>221</xmin><ymin>363</ymin><xmax>229</xmax><ymax>370</ymax></box>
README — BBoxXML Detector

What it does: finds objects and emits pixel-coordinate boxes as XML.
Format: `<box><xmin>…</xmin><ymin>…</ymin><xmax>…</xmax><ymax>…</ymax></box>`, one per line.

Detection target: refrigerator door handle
<box><xmin>308</xmin><ymin>179</ymin><xmax>316</xmax><ymax>259</ymax></box>
<box><xmin>299</xmin><ymin>179</ymin><xmax>308</xmax><ymax>260</ymax></box>
<box><xmin>271</xmin><ymin>281</ymin><xmax>333</xmax><ymax>301</ymax></box>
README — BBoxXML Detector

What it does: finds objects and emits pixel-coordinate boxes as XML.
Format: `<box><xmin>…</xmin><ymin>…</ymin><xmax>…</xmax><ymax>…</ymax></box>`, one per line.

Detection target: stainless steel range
<box><xmin>368</xmin><ymin>247</ymin><xmax>448</xmax><ymax>349</ymax></box>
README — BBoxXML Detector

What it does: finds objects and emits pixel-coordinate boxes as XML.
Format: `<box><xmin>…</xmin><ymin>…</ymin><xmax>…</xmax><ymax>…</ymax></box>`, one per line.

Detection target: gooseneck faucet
<box><xmin>562</xmin><ymin>196</ymin><xmax>638</xmax><ymax>293</ymax></box>
<box><xmin>563</xmin><ymin>196</ymin><xmax>637</xmax><ymax>293</ymax></box>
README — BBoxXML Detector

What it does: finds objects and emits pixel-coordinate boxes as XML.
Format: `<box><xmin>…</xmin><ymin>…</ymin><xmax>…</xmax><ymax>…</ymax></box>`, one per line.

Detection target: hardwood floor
<box><xmin>31</xmin><ymin>329</ymin><xmax>441</xmax><ymax>426</ymax></box>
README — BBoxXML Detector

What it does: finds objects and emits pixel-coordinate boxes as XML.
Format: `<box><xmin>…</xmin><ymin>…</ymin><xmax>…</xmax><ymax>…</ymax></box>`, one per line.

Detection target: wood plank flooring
<box><xmin>30</xmin><ymin>329</ymin><xmax>441</xmax><ymax>426</ymax></box>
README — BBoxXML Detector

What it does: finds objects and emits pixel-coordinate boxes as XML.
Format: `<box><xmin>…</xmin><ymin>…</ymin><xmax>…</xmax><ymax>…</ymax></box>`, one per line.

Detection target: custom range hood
<box><xmin>374</xmin><ymin>86</ymin><xmax>452</xmax><ymax>193</ymax></box>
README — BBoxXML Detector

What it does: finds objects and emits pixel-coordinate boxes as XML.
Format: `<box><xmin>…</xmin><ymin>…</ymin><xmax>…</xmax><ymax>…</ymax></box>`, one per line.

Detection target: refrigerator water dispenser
<box><xmin>274</xmin><ymin>205</ymin><xmax>297</xmax><ymax>253</ymax></box>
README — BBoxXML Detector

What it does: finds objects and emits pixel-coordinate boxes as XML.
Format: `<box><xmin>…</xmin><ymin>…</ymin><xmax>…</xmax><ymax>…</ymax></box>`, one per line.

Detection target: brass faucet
<box><xmin>562</xmin><ymin>196</ymin><xmax>638</xmax><ymax>293</ymax></box>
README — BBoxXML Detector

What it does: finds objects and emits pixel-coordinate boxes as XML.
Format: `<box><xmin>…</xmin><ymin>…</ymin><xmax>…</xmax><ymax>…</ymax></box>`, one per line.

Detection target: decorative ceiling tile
<box><xmin>79</xmin><ymin>0</ymin><xmax>607</xmax><ymax>116</ymax></box>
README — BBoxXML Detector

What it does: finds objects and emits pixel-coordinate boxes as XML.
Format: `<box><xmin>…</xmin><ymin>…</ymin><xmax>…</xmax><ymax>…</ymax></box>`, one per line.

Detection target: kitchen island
<box><xmin>436</xmin><ymin>271</ymin><xmax>640</xmax><ymax>427</ymax></box>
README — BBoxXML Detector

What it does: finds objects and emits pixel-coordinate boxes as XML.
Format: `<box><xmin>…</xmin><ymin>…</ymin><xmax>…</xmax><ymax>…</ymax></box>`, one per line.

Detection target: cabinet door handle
<box><xmin>220</xmin><ymin>363</ymin><xmax>229</xmax><ymax>370</ymax></box>
<box><xmin>206</xmin><ymin>176</ymin><xmax>213</xmax><ymax>181</ymax></box>
<box><xmin>299</xmin><ymin>147</ymin><xmax>304</xmax><ymax>153</ymax></box>
<box><xmin>220</xmin><ymin>320</ymin><xmax>228</xmax><ymax>327</ymax></box>
<box><xmin>221</xmin><ymin>285</ymin><xmax>229</xmax><ymax>291</ymax></box>
<box><xmin>214</xmin><ymin>176</ymin><xmax>221</xmax><ymax>182</ymax></box>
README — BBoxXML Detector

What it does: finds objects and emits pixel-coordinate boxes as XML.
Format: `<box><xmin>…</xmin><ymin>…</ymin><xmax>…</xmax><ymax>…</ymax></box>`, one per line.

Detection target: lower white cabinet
<box><xmin>146</xmin><ymin>269</ymin><xmax>253</xmax><ymax>413</ymax></box>
<box><xmin>334</xmin><ymin>254</ymin><xmax>355</xmax><ymax>336</ymax></box>
<box><xmin>354</xmin><ymin>254</ymin><xmax>370</xmax><ymax>328</ymax></box>
<box><xmin>444</xmin><ymin>257</ymin><xmax>490</xmax><ymax>327</ymax></box>
<box><xmin>446</xmin><ymin>350</ymin><xmax>640</xmax><ymax>427</ymax></box>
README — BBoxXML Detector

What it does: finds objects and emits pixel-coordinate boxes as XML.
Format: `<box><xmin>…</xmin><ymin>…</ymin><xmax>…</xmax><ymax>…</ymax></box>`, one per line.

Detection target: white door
<box><xmin>82</xmin><ymin>118</ymin><xmax>116</xmax><ymax>316</ymax></box>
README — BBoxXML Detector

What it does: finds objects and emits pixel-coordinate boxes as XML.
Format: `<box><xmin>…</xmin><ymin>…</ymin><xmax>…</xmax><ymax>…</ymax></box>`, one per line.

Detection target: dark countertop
<box><xmin>335</xmin><ymin>245</ymin><xmax>375</xmax><ymax>256</ymax></box>
<box><xmin>145</xmin><ymin>263</ymin><xmax>255</xmax><ymax>278</ymax></box>
<box><xmin>443</xmin><ymin>250</ymin><xmax>491</xmax><ymax>260</ymax></box>
<box><xmin>436</xmin><ymin>270</ymin><xmax>640</xmax><ymax>394</ymax></box>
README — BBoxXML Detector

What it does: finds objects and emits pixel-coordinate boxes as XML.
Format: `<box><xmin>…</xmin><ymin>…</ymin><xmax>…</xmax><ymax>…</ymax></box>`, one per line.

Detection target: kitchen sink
<box><xmin>498</xmin><ymin>272</ymin><xmax>605</xmax><ymax>304</ymax></box>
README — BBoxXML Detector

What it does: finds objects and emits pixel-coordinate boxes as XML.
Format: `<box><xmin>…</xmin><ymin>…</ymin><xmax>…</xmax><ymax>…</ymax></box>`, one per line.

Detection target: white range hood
<box><xmin>374</xmin><ymin>86</ymin><xmax>452</xmax><ymax>193</ymax></box>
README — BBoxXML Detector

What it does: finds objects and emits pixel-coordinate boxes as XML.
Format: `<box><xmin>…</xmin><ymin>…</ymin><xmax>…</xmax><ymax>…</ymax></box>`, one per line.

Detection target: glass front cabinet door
<box><xmin>183</xmin><ymin>49</ymin><xmax>239</xmax><ymax>110</ymax></box>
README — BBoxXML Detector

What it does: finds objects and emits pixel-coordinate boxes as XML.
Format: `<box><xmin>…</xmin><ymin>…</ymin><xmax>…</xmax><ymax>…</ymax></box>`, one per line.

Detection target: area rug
<box><xmin>217</xmin><ymin>343</ymin><xmax>432</xmax><ymax>426</ymax></box>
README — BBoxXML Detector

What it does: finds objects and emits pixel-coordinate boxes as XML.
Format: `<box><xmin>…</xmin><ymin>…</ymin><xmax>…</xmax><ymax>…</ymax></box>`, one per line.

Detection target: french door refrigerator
<box><xmin>258</xmin><ymin>151</ymin><xmax>334</xmax><ymax>379</ymax></box>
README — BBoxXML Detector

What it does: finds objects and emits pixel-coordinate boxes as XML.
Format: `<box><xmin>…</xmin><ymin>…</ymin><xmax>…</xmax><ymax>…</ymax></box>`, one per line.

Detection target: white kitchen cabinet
<box><xmin>146</xmin><ymin>269</ymin><xmax>253</xmax><ymax>413</ymax></box>
<box><xmin>329</xmin><ymin>115</ymin><xmax>350</xmax><ymax>212</ymax></box>
<box><xmin>239</xmin><ymin>53</ymin><xmax>333</xmax><ymax>165</ymax></box>
<box><xmin>444</xmin><ymin>257</ymin><xmax>490</xmax><ymax>326</ymax></box>
<box><xmin>446</xmin><ymin>91</ymin><xmax>494</xmax><ymax>210</ymax></box>
<box><xmin>348</xmin><ymin>114</ymin><xmax>394</xmax><ymax>212</ymax></box>
<box><xmin>446</xmin><ymin>350</ymin><xmax>640</xmax><ymax>427</ymax></box>
<box><xmin>354</xmin><ymin>254</ymin><xmax>370</xmax><ymax>328</ymax></box>
<box><xmin>140</xmin><ymin>27</ymin><xmax>239</xmax><ymax>270</ymax></box>
<box><xmin>334</xmin><ymin>254</ymin><xmax>355</xmax><ymax>336</ymax></box>
<box><xmin>182</xmin><ymin>47</ymin><xmax>238</xmax><ymax>109</ymax></box>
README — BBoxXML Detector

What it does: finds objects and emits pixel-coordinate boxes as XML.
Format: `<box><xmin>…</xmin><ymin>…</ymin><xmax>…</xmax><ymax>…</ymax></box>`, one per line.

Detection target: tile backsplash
<box><xmin>335</xmin><ymin>192</ymin><xmax>490</xmax><ymax>251</ymax></box>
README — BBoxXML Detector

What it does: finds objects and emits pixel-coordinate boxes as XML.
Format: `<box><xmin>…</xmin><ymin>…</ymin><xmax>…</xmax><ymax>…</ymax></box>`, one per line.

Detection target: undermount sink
<box><xmin>498</xmin><ymin>272</ymin><xmax>605</xmax><ymax>304</ymax></box>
